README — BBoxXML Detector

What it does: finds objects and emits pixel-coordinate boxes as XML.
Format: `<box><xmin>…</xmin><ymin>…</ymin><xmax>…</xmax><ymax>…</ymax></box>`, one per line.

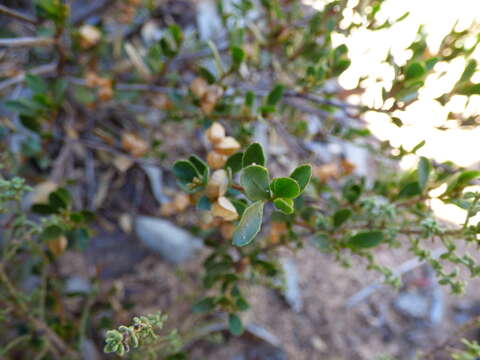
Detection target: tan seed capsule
<box><xmin>207</xmin><ymin>150</ymin><xmax>227</xmax><ymax>169</ymax></box>
<box><xmin>214</xmin><ymin>136</ymin><xmax>241</xmax><ymax>156</ymax></box>
<box><xmin>220</xmin><ymin>222</ymin><xmax>236</xmax><ymax>240</ymax></box>
<box><xmin>78</xmin><ymin>24</ymin><xmax>102</xmax><ymax>49</ymax></box>
<box><xmin>212</xmin><ymin>196</ymin><xmax>238</xmax><ymax>221</ymax></box>
<box><xmin>190</xmin><ymin>77</ymin><xmax>208</xmax><ymax>98</ymax></box>
<box><xmin>121</xmin><ymin>132</ymin><xmax>149</xmax><ymax>158</ymax></box>
<box><xmin>206</xmin><ymin>169</ymin><xmax>229</xmax><ymax>199</ymax></box>
<box><xmin>205</xmin><ymin>122</ymin><xmax>226</xmax><ymax>144</ymax></box>
<box><xmin>48</xmin><ymin>236</ymin><xmax>67</xmax><ymax>257</ymax></box>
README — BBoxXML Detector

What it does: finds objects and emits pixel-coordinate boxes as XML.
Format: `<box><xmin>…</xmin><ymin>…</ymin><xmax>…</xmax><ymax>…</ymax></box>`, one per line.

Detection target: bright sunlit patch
<box><xmin>304</xmin><ymin>0</ymin><xmax>480</xmax><ymax>224</ymax></box>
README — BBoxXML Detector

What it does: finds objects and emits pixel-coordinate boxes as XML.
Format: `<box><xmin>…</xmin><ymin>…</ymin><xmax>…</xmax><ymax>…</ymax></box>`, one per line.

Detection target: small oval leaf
<box><xmin>233</xmin><ymin>200</ymin><xmax>264</xmax><ymax>246</ymax></box>
<box><xmin>242</xmin><ymin>142</ymin><xmax>265</xmax><ymax>167</ymax></box>
<box><xmin>290</xmin><ymin>164</ymin><xmax>312</xmax><ymax>193</ymax></box>
<box><xmin>270</xmin><ymin>177</ymin><xmax>300</xmax><ymax>199</ymax></box>
<box><xmin>240</xmin><ymin>165</ymin><xmax>270</xmax><ymax>201</ymax></box>
<box><xmin>348</xmin><ymin>231</ymin><xmax>383</xmax><ymax>249</ymax></box>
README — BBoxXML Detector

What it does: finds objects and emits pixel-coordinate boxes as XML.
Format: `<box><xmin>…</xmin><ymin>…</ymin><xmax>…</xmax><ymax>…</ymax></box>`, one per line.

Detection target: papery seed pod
<box><xmin>269</xmin><ymin>221</ymin><xmax>287</xmax><ymax>244</ymax></box>
<box><xmin>207</xmin><ymin>150</ymin><xmax>227</xmax><ymax>169</ymax></box>
<box><xmin>78</xmin><ymin>24</ymin><xmax>102</xmax><ymax>49</ymax></box>
<box><xmin>206</xmin><ymin>169</ymin><xmax>229</xmax><ymax>199</ymax></box>
<box><xmin>205</xmin><ymin>122</ymin><xmax>226</xmax><ymax>144</ymax></box>
<box><xmin>173</xmin><ymin>193</ymin><xmax>190</xmax><ymax>212</ymax></box>
<box><xmin>47</xmin><ymin>236</ymin><xmax>67</xmax><ymax>256</ymax></box>
<box><xmin>220</xmin><ymin>222</ymin><xmax>236</xmax><ymax>240</ymax></box>
<box><xmin>214</xmin><ymin>137</ymin><xmax>241</xmax><ymax>156</ymax></box>
<box><xmin>212</xmin><ymin>196</ymin><xmax>238</xmax><ymax>221</ymax></box>
<box><xmin>190</xmin><ymin>77</ymin><xmax>208</xmax><ymax>98</ymax></box>
<box><xmin>121</xmin><ymin>132</ymin><xmax>149</xmax><ymax>158</ymax></box>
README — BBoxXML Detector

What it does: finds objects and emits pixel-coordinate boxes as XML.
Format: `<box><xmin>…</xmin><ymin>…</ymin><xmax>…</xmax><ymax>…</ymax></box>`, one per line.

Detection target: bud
<box><xmin>214</xmin><ymin>136</ymin><xmax>241</xmax><ymax>156</ymax></box>
<box><xmin>205</xmin><ymin>122</ymin><xmax>225</xmax><ymax>144</ymax></box>
<box><xmin>78</xmin><ymin>24</ymin><xmax>102</xmax><ymax>49</ymax></box>
<box><xmin>211</xmin><ymin>196</ymin><xmax>238</xmax><ymax>221</ymax></box>
<box><xmin>190</xmin><ymin>77</ymin><xmax>208</xmax><ymax>98</ymax></box>
<box><xmin>207</xmin><ymin>150</ymin><xmax>227</xmax><ymax>169</ymax></box>
<box><xmin>206</xmin><ymin>169</ymin><xmax>229</xmax><ymax>199</ymax></box>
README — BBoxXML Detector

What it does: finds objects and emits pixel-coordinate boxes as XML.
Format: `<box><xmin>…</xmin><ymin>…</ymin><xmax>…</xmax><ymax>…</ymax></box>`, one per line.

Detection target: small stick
<box><xmin>0</xmin><ymin>5</ymin><xmax>37</xmax><ymax>25</ymax></box>
<box><xmin>0</xmin><ymin>37</ymin><xmax>55</xmax><ymax>48</ymax></box>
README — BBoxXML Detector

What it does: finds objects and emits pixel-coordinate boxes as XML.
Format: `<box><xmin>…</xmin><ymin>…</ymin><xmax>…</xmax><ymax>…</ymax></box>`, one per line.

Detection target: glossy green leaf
<box><xmin>233</xmin><ymin>200</ymin><xmax>264</xmax><ymax>246</ymax></box>
<box><xmin>445</xmin><ymin>170</ymin><xmax>480</xmax><ymax>195</ymax></box>
<box><xmin>226</xmin><ymin>152</ymin><xmax>244</xmax><ymax>174</ymax></box>
<box><xmin>333</xmin><ymin>209</ymin><xmax>352</xmax><ymax>228</ymax></box>
<box><xmin>192</xmin><ymin>297</ymin><xmax>216</xmax><ymax>314</ymax></box>
<box><xmin>417</xmin><ymin>156</ymin><xmax>431</xmax><ymax>190</ymax></box>
<box><xmin>31</xmin><ymin>203</ymin><xmax>58</xmax><ymax>215</ymax></box>
<box><xmin>459</xmin><ymin>59</ymin><xmax>477</xmax><ymax>83</ymax></box>
<box><xmin>270</xmin><ymin>177</ymin><xmax>300</xmax><ymax>199</ymax></box>
<box><xmin>398</xmin><ymin>181</ymin><xmax>421</xmax><ymax>199</ymax></box>
<box><xmin>40</xmin><ymin>225</ymin><xmax>63</xmax><ymax>241</ymax></box>
<box><xmin>240</xmin><ymin>165</ymin><xmax>270</xmax><ymax>201</ymax></box>
<box><xmin>231</xmin><ymin>46</ymin><xmax>245</xmax><ymax>68</ymax></box>
<box><xmin>273</xmin><ymin>197</ymin><xmax>294</xmax><ymax>214</ymax></box>
<box><xmin>242</xmin><ymin>142</ymin><xmax>265</xmax><ymax>167</ymax></box>
<box><xmin>348</xmin><ymin>231</ymin><xmax>383</xmax><ymax>249</ymax></box>
<box><xmin>228</xmin><ymin>313</ymin><xmax>244</xmax><ymax>336</ymax></box>
<box><xmin>266</xmin><ymin>84</ymin><xmax>284</xmax><ymax>106</ymax></box>
<box><xmin>405</xmin><ymin>62</ymin><xmax>425</xmax><ymax>80</ymax></box>
<box><xmin>289</xmin><ymin>164</ymin><xmax>312</xmax><ymax>193</ymax></box>
<box><xmin>172</xmin><ymin>160</ymin><xmax>199</xmax><ymax>185</ymax></box>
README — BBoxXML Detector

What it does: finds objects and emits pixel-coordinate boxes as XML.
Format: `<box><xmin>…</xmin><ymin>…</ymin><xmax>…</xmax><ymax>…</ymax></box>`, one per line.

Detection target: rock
<box><xmin>394</xmin><ymin>292</ymin><xmax>430</xmax><ymax>319</ymax></box>
<box><xmin>280</xmin><ymin>258</ymin><xmax>303</xmax><ymax>312</ymax></box>
<box><xmin>142</xmin><ymin>165</ymin><xmax>169</xmax><ymax>204</ymax></box>
<box><xmin>135</xmin><ymin>216</ymin><xmax>203</xmax><ymax>263</ymax></box>
<box><xmin>65</xmin><ymin>276</ymin><xmax>91</xmax><ymax>294</ymax></box>
<box><xmin>80</xmin><ymin>338</ymin><xmax>101</xmax><ymax>360</ymax></box>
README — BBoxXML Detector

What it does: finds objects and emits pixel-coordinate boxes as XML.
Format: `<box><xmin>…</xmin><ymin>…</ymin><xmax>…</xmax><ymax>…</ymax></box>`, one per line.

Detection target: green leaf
<box><xmin>230</xmin><ymin>198</ymin><xmax>247</xmax><ymax>216</ymax></box>
<box><xmin>445</xmin><ymin>170</ymin><xmax>480</xmax><ymax>195</ymax></box>
<box><xmin>289</xmin><ymin>164</ymin><xmax>312</xmax><ymax>193</ymax></box>
<box><xmin>405</xmin><ymin>62</ymin><xmax>425</xmax><ymax>80</ymax></box>
<box><xmin>192</xmin><ymin>297</ymin><xmax>216</xmax><ymax>314</ymax></box>
<box><xmin>411</xmin><ymin>140</ymin><xmax>425</xmax><ymax>153</ymax></box>
<box><xmin>273</xmin><ymin>197</ymin><xmax>294</xmax><ymax>214</ymax></box>
<box><xmin>459</xmin><ymin>59</ymin><xmax>477</xmax><ymax>83</ymax></box>
<box><xmin>242</xmin><ymin>142</ymin><xmax>265</xmax><ymax>167</ymax></box>
<box><xmin>333</xmin><ymin>209</ymin><xmax>352</xmax><ymax>228</ymax></box>
<box><xmin>25</xmin><ymin>74</ymin><xmax>48</xmax><ymax>93</ymax></box>
<box><xmin>228</xmin><ymin>314</ymin><xmax>244</xmax><ymax>336</ymax></box>
<box><xmin>398</xmin><ymin>181</ymin><xmax>421</xmax><ymax>199</ymax></box>
<box><xmin>172</xmin><ymin>160</ymin><xmax>199</xmax><ymax>185</ymax></box>
<box><xmin>266</xmin><ymin>84</ymin><xmax>284</xmax><ymax>106</ymax></box>
<box><xmin>31</xmin><ymin>203</ymin><xmax>58</xmax><ymax>215</ymax></box>
<box><xmin>189</xmin><ymin>155</ymin><xmax>209</xmax><ymax>180</ymax></box>
<box><xmin>233</xmin><ymin>200</ymin><xmax>264</xmax><ymax>246</ymax></box>
<box><xmin>197</xmin><ymin>195</ymin><xmax>212</xmax><ymax>211</ymax></box>
<box><xmin>48</xmin><ymin>188</ymin><xmax>70</xmax><ymax>210</ymax></box>
<box><xmin>231</xmin><ymin>46</ymin><xmax>245</xmax><ymax>68</ymax></box>
<box><xmin>226</xmin><ymin>152</ymin><xmax>244</xmax><ymax>174</ymax></box>
<box><xmin>270</xmin><ymin>177</ymin><xmax>300</xmax><ymax>199</ymax></box>
<box><xmin>40</xmin><ymin>225</ymin><xmax>63</xmax><ymax>241</ymax></box>
<box><xmin>457</xmin><ymin>83</ymin><xmax>480</xmax><ymax>95</ymax></box>
<box><xmin>198</xmin><ymin>66</ymin><xmax>216</xmax><ymax>84</ymax></box>
<box><xmin>67</xmin><ymin>227</ymin><xmax>89</xmax><ymax>251</ymax></box>
<box><xmin>20</xmin><ymin>116</ymin><xmax>41</xmax><ymax>133</ymax></box>
<box><xmin>348</xmin><ymin>231</ymin><xmax>384</xmax><ymax>249</ymax></box>
<box><xmin>240</xmin><ymin>165</ymin><xmax>270</xmax><ymax>201</ymax></box>
<box><xmin>417</xmin><ymin>156</ymin><xmax>431</xmax><ymax>190</ymax></box>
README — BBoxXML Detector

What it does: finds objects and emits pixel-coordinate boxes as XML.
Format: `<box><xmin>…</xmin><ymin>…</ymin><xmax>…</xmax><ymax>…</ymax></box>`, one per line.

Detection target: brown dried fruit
<box><xmin>207</xmin><ymin>150</ymin><xmax>227</xmax><ymax>169</ymax></box>
<box><xmin>78</xmin><ymin>24</ymin><xmax>101</xmax><ymax>49</ymax></box>
<box><xmin>121</xmin><ymin>132</ymin><xmax>149</xmax><ymax>158</ymax></box>
<box><xmin>314</xmin><ymin>163</ymin><xmax>339</xmax><ymax>182</ymax></box>
<box><xmin>206</xmin><ymin>169</ymin><xmax>229</xmax><ymax>199</ymax></box>
<box><xmin>269</xmin><ymin>221</ymin><xmax>287</xmax><ymax>244</ymax></box>
<box><xmin>173</xmin><ymin>193</ymin><xmax>190</xmax><ymax>212</ymax></box>
<box><xmin>211</xmin><ymin>196</ymin><xmax>238</xmax><ymax>221</ymax></box>
<box><xmin>205</xmin><ymin>122</ymin><xmax>226</xmax><ymax>144</ymax></box>
<box><xmin>190</xmin><ymin>77</ymin><xmax>208</xmax><ymax>98</ymax></box>
<box><xmin>214</xmin><ymin>136</ymin><xmax>241</xmax><ymax>156</ymax></box>
<box><xmin>48</xmin><ymin>236</ymin><xmax>67</xmax><ymax>257</ymax></box>
<box><xmin>220</xmin><ymin>222</ymin><xmax>236</xmax><ymax>240</ymax></box>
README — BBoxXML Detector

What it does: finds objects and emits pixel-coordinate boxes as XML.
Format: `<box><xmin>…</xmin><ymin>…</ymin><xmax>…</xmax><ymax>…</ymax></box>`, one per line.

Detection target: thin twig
<box><xmin>0</xmin><ymin>37</ymin><xmax>55</xmax><ymax>48</ymax></box>
<box><xmin>344</xmin><ymin>248</ymin><xmax>446</xmax><ymax>308</ymax></box>
<box><xmin>0</xmin><ymin>62</ymin><xmax>57</xmax><ymax>92</ymax></box>
<box><xmin>0</xmin><ymin>5</ymin><xmax>37</xmax><ymax>25</ymax></box>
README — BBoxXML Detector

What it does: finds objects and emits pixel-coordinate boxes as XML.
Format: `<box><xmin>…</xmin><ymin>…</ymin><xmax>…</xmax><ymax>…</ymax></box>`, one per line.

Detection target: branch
<box><xmin>0</xmin><ymin>5</ymin><xmax>37</xmax><ymax>25</ymax></box>
<box><xmin>0</xmin><ymin>62</ymin><xmax>57</xmax><ymax>92</ymax></box>
<box><xmin>0</xmin><ymin>37</ymin><xmax>55</xmax><ymax>48</ymax></box>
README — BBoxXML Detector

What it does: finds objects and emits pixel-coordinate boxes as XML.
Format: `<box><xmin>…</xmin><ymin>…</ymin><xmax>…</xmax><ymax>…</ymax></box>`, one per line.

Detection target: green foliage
<box><xmin>232</xmin><ymin>200</ymin><xmax>265</xmax><ymax>246</ymax></box>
